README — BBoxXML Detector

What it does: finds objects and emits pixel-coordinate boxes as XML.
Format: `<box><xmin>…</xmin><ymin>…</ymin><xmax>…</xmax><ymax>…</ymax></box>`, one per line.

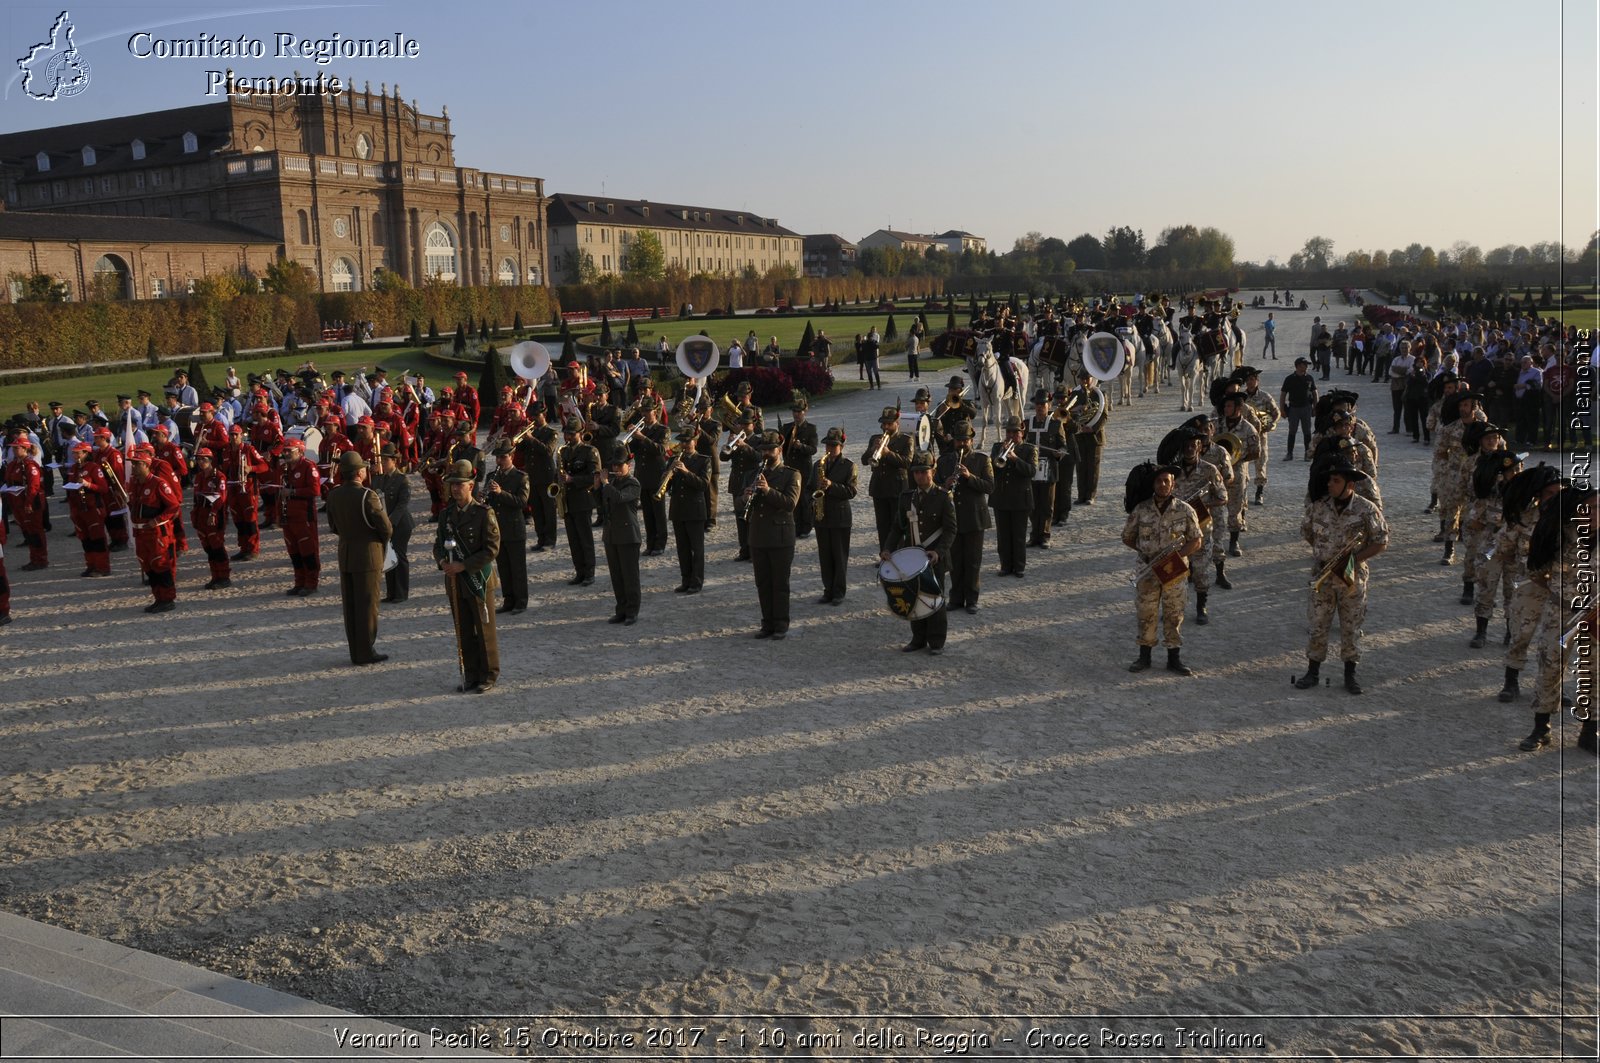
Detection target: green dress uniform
<box><xmin>631</xmin><ymin>422</ymin><xmax>671</xmax><ymax>554</ymax></box>
<box><xmin>811</xmin><ymin>450</ymin><xmax>858</xmax><ymax>604</ymax></box>
<box><xmin>933</xmin><ymin>445</ymin><xmax>994</xmax><ymax>607</ymax></box>
<box><xmin>324</xmin><ymin>474</ymin><xmax>393</xmax><ymax>665</ymax></box>
<box><xmin>882</xmin><ymin>481</ymin><xmax>957</xmax><ymax>653</ymax></box>
<box><xmin>988</xmin><ymin>440</ymin><xmax>1036</xmax><ymax>578</ymax></box>
<box><xmin>371</xmin><ymin>466</ymin><xmax>412</xmax><ymax>602</ymax></box>
<box><xmin>434</xmin><ymin>494</ymin><xmax>502</xmax><ymax>691</ymax></box>
<box><xmin>559</xmin><ymin>439</ymin><xmax>602</xmax><ymax>583</ymax></box>
<box><xmin>667</xmin><ymin>437</ymin><xmax>714</xmax><ymax>592</ymax></box>
<box><xmin>1023</xmin><ymin>411</ymin><xmax>1072</xmax><ymax>545</ymax></box>
<box><xmin>862</xmin><ymin>423</ymin><xmax>913</xmax><ymax>550</ymax></box>
<box><xmin>517</xmin><ymin>427</ymin><xmax>560</xmax><ymax>549</ymax></box>
<box><xmin>725</xmin><ymin>431</ymin><xmax>763</xmax><ymax>561</ymax></box>
<box><xmin>744</xmin><ymin>440</ymin><xmax>803</xmax><ymax>638</ymax></box>
<box><xmin>783</xmin><ymin>418</ymin><xmax>819</xmax><ymax>537</ymax></box>
<box><xmin>601</xmin><ymin>472</ymin><xmax>643</xmax><ymax>621</ymax></box>
<box><xmin>485</xmin><ymin>462</ymin><xmax>530</xmax><ymax>612</ymax></box>
<box><xmin>1068</xmin><ymin>382</ymin><xmax>1108</xmax><ymax>503</ymax></box>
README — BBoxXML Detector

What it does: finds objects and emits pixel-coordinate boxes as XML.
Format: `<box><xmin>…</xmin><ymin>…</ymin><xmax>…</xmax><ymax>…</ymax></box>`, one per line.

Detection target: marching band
<box><xmin>0</xmin><ymin>299</ymin><xmax>1593</xmax><ymax>757</ymax></box>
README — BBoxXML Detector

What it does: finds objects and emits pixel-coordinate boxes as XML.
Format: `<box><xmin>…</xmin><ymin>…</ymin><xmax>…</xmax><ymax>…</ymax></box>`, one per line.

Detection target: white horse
<box><xmin>1228</xmin><ymin>316</ymin><xmax>1248</xmax><ymax>370</ymax></box>
<box><xmin>1174</xmin><ymin>332</ymin><xmax>1208</xmax><ymax>413</ymax></box>
<box><xmin>1146</xmin><ymin>318</ymin><xmax>1175</xmax><ymax>388</ymax></box>
<box><xmin>969</xmin><ymin>336</ymin><xmax>1030</xmax><ymax>448</ymax></box>
<box><xmin>1112</xmin><ymin>325</ymin><xmax>1141</xmax><ymax>406</ymax></box>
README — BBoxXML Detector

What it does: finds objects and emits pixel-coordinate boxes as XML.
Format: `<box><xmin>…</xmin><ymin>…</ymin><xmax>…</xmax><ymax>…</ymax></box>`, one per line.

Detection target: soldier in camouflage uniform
<box><xmin>1498</xmin><ymin>467</ymin><xmax>1569</xmax><ymax>702</ymax></box>
<box><xmin>1518</xmin><ymin>488</ymin><xmax>1598</xmax><ymax>753</ymax></box>
<box><xmin>1421</xmin><ymin>373</ymin><xmax>1460</xmax><ymax>513</ymax></box>
<box><xmin>1182</xmin><ymin>415</ymin><xmax>1238</xmax><ymax>587</ymax></box>
<box><xmin>1212</xmin><ymin>392</ymin><xmax>1261</xmax><ymax>557</ymax></box>
<box><xmin>1296</xmin><ymin>460</ymin><xmax>1391</xmax><ymax>694</ymax></box>
<box><xmin>1468</xmin><ymin>450</ymin><xmax>1526</xmax><ymax>648</ymax></box>
<box><xmin>1239</xmin><ymin>367</ymin><xmax>1280</xmax><ymax>504</ymax></box>
<box><xmin>1122</xmin><ymin>463</ymin><xmax>1204</xmax><ymax>675</ymax></box>
<box><xmin>1457</xmin><ymin>423</ymin><xmax>1510</xmax><ymax>607</ymax></box>
<box><xmin>1168</xmin><ymin>429</ymin><xmax>1227</xmax><ymax>622</ymax></box>
<box><xmin>1433</xmin><ymin>392</ymin><xmax>1484</xmax><ymax>563</ymax></box>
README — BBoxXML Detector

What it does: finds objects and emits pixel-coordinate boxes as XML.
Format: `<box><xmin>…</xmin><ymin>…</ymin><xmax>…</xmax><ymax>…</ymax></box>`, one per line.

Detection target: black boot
<box><xmin>1459</xmin><ymin>579</ymin><xmax>1474</xmax><ymax>605</ymax></box>
<box><xmin>1423</xmin><ymin>493</ymin><xmax>1437</xmax><ymax>514</ymax></box>
<box><xmin>1469</xmin><ymin>615</ymin><xmax>1489</xmax><ymax>648</ymax></box>
<box><xmin>1228</xmin><ymin>531</ymin><xmax>1242</xmax><ymax>557</ymax></box>
<box><xmin>1580</xmin><ymin>718</ymin><xmax>1598</xmax><ymax>755</ymax></box>
<box><xmin>1497</xmin><ymin>667</ymin><xmax>1520</xmax><ymax>703</ymax></box>
<box><xmin>1518</xmin><ymin>713</ymin><xmax>1552</xmax><ymax>751</ymax></box>
<box><xmin>1195</xmin><ymin>591</ymin><xmax>1209</xmax><ymax>625</ymax></box>
<box><xmin>1295</xmin><ymin>660</ymin><xmax>1321</xmax><ymax>689</ymax></box>
<box><xmin>1166</xmin><ymin>647</ymin><xmax>1193</xmax><ymax>676</ymax></box>
<box><xmin>1128</xmin><ymin>645</ymin><xmax>1153</xmax><ymax>673</ymax></box>
<box><xmin>1440</xmin><ymin>541</ymin><xmax>1454</xmax><ymax>566</ymax></box>
<box><xmin>1254</xmin><ymin>485</ymin><xmax>1264</xmax><ymax>505</ymax></box>
<box><xmin>1344</xmin><ymin>660</ymin><xmax>1362</xmax><ymax>695</ymax></box>
<box><xmin>1214</xmin><ymin>560</ymin><xmax>1233</xmax><ymax>590</ymax></box>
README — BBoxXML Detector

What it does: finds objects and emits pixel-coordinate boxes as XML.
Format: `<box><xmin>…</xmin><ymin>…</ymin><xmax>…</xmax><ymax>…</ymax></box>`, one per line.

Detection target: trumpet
<box><xmin>993</xmin><ymin>441</ymin><xmax>1017</xmax><ymax>467</ymax></box>
<box><xmin>720</xmin><ymin>429</ymin><xmax>747</xmax><ymax>460</ymax></box>
<box><xmin>617</xmin><ymin>420</ymin><xmax>644</xmax><ymax>448</ymax></box>
<box><xmin>654</xmin><ymin>446</ymin><xmax>686</xmax><ymax>502</ymax></box>
<box><xmin>1310</xmin><ymin>530</ymin><xmax>1366</xmax><ymax>592</ymax></box>
<box><xmin>870</xmin><ymin>430</ymin><xmax>893</xmax><ymax>466</ymax></box>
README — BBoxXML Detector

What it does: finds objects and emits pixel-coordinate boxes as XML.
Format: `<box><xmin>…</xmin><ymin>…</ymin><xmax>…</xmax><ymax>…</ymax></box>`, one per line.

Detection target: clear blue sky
<box><xmin>2</xmin><ymin>0</ymin><xmax>1593</xmax><ymax>264</ymax></box>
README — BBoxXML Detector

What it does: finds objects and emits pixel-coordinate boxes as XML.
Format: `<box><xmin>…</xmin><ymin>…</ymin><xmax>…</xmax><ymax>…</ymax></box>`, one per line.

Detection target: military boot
<box><xmin>1128</xmin><ymin>645</ymin><xmax>1153</xmax><ymax>673</ymax></box>
<box><xmin>1518</xmin><ymin>713</ymin><xmax>1552</xmax><ymax>751</ymax></box>
<box><xmin>1195</xmin><ymin>592</ymin><xmax>1209</xmax><ymax>625</ymax></box>
<box><xmin>1469</xmin><ymin>616</ymin><xmax>1489</xmax><ymax>649</ymax></box>
<box><xmin>1295</xmin><ymin>660</ymin><xmax>1321</xmax><ymax>689</ymax></box>
<box><xmin>1166</xmin><ymin>648</ymin><xmax>1193</xmax><ymax>676</ymax></box>
<box><xmin>1344</xmin><ymin>660</ymin><xmax>1362</xmax><ymax>695</ymax></box>
<box><xmin>1254</xmin><ymin>485</ymin><xmax>1264</xmax><ymax>505</ymax></box>
<box><xmin>1440</xmin><ymin>540</ymin><xmax>1455</xmax><ymax>565</ymax></box>
<box><xmin>1497</xmin><ymin>667</ymin><xmax>1520</xmax><ymax>703</ymax></box>
<box><xmin>1459</xmin><ymin>578</ymin><xmax>1474</xmax><ymax>605</ymax></box>
<box><xmin>1214</xmin><ymin>560</ymin><xmax>1233</xmax><ymax>590</ymax></box>
<box><xmin>1228</xmin><ymin>531</ymin><xmax>1242</xmax><ymax>557</ymax></box>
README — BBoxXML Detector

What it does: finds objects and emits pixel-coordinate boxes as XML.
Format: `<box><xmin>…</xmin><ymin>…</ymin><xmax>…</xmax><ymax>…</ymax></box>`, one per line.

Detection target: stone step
<box><xmin>0</xmin><ymin>912</ymin><xmax>497</xmax><ymax>1058</ymax></box>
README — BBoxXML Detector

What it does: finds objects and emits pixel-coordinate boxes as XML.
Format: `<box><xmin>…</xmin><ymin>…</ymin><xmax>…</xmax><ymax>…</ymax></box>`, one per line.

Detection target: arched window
<box><xmin>131</xmin><ymin>139</ymin><xmax>145</xmax><ymax>161</ymax></box>
<box><xmin>498</xmin><ymin>258</ymin><xmax>516</xmax><ymax>285</ymax></box>
<box><xmin>527</xmin><ymin>265</ymin><xmax>541</xmax><ymax>285</ymax></box>
<box><xmin>330</xmin><ymin>258</ymin><xmax>356</xmax><ymax>292</ymax></box>
<box><xmin>92</xmin><ymin>254</ymin><xmax>129</xmax><ymax>299</ymax></box>
<box><xmin>297</xmin><ymin>210</ymin><xmax>310</xmax><ymax>244</ymax></box>
<box><xmin>423</xmin><ymin>221</ymin><xmax>457</xmax><ymax>281</ymax></box>
<box><xmin>81</xmin><ymin>146</ymin><xmax>96</xmax><ymax>166</ymax></box>
<box><xmin>182</xmin><ymin>132</ymin><xmax>198</xmax><ymax>154</ymax></box>
<box><xmin>35</xmin><ymin>152</ymin><xmax>49</xmax><ymax>172</ymax></box>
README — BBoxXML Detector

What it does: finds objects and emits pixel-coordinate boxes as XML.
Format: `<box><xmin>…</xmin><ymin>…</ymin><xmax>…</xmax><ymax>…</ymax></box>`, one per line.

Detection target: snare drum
<box><xmin>878</xmin><ymin>546</ymin><xmax>947</xmax><ymax>621</ymax></box>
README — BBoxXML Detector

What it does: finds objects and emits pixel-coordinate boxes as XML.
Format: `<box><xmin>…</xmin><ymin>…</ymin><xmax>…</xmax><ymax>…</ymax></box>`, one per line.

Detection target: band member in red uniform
<box><xmin>192</xmin><ymin>402</ymin><xmax>230</xmax><ymax>455</ymax></box>
<box><xmin>147</xmin><ymin>424</ymin><xmax>190</xmax><ymax>554</ymax></box>
<box><xmin>190</xmin><ymin>448</ymin><xmax>231</xmax><ymax>589</ymax></box>
<box><xmin>452</xmin><ymin>371</ymin><xmax>480</xmax><ymax>439</ymax></box>
<box><xmin>421</xmin><ymin>410</ymin><xmax>456</xmax><ymax>518</ymax></box>
<box><xmin>3</xmin><ymin>431</ymin><xmax>47</xmax><ymax>570</ymax></box>
<box><xmin>279</xmin><ymin>436</ymin><xmax>323</xmax><ymax>596</ymax></box>
<box><xmin>66</xmin><ymin>441</ymin><xmax>113</xmax><ymax>576</ymax></box>
<box><xmin>248</xmin><ymin>402</ymin><xmax>284</xmax><ymax>527</ymax></box>
<box><xmin>128</xmin><ymin>443</ymin><xmax>182</xmax><ymax>613</ymax></box>
<box><xmin>222</xmin><ymin>424</ymin><xmax>269</xmax><ymax>560</ymax></box>
<box><xmin>90</xmin><ymin>428</ymin><xmax>130</xmax><ymax>550</ymax></box>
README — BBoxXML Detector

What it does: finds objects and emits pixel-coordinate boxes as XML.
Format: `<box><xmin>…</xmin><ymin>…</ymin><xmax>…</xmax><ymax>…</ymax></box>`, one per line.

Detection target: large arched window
<box><xmin>423</xmin><ymin>221</ymin><xmax>457</xmax><ymax>281</ymax></box>
<box><xmin>92</xmin><ymin>254</ymin><xmax>129</xmax><ymax>299</ymax></box>
<box><xmin>330</xmin><ymin>257</ymin><xmax>356</xmax><ymax>292</ymax></box>
<box><xmin>498</xmin><ymin>257</ymin><xmax>516</xmax><ymax>285</ymax></box>
<box><xmin>297</xmin><ymin>210</ymin><xmax>310</xmax><ymax>244</ymax></box>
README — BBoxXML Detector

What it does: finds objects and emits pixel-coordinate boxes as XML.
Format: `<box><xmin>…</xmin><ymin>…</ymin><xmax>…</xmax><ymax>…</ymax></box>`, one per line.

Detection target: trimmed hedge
<box><xmin>0</xmin><ymin>285</ymin><xmax>557</xmax><ymax>372</ymax></box>
<box><xmin>557</xmin><ymin>275</ymin><xmax>942</xmax><ymax>317</ymax></box>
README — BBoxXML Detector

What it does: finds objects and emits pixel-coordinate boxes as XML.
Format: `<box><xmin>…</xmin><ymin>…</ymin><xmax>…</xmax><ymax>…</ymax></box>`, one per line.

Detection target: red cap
<box><xmin>93</xmin><ymin>428</ymin><xmax>113</xmax><ymax>439</ymax></box>
<box><xmin>454</xmin><ymin>371</ymin><xmax>469</xmax><ymax>379</ymax></box>
<box><xmin>229</xmin><ymin>422</ymin><xmax>245</xmax><ymax>434</ymax></box>
<box><xmin>71</xmin><ymin>441</ymin><xmax>92</xmax><ymax>453</ymax></box>
<box><xmin>282</xmin><ymin>437</ymin><xmax>305</xmax><ymax>451</ymax></box>
<box><xmin>194</xmin><ymin>447</ymin><xmax>215</xmax><ymax>460</ymax></box>
<box><xmin>129</xmin><ymin>444</ymin><xmax>156</xmax><ymax>461</ymax></box>
<box><xmin>357</xmin><ymin>416</ymin><xmax>375</xmax><ymax>427</ymax></box>
<box><xmin>197</xmin><ymin>402</ymin><xmax>215</xmax><ymax>413</ymax></box>
<box><xmin>148</xmin><ymin>423</ymin><xmax>169</xmax><ymax>436</ymax></box>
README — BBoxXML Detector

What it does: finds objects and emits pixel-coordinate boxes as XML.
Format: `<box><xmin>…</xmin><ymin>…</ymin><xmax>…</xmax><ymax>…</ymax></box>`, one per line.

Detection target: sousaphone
<box><xmin>509</xmin><ymin>341</ymin><xmax>552</xmax><ymax>381</ymax></box>
<box><xmin>1080</xmin><ymin>332</ymin><xmax>1127</xmax><ymax>382</ymax></box>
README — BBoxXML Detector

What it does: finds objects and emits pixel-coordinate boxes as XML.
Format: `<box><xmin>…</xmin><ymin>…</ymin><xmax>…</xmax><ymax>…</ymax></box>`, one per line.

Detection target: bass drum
<box><xmin>878</xmin><ymin>546</ymin><xmax>946</xmax><ymax>621</ymax></box>
<box><xmin>285</xmin><ymin>424</ymin><xmax>323</xmax><ymax>458</ymax></box>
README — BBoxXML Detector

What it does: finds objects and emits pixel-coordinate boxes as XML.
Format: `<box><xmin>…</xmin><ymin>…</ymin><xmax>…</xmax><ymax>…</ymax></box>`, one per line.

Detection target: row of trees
<box><xmin>1268</xmin><ymin>234</ymin><xmax>1588</xmax><ymax>273</ymax></box>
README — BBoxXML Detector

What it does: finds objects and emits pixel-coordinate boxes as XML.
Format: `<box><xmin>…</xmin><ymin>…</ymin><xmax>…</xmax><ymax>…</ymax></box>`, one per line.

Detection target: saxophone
<box><xmin>552</xmin><ymin>446</ymin><xmax>568</xmax><ymax>520</ymax></box>
<box><xmin>812</xmin><ymin>455</ymin><xmax>830</xmax><ymax>523</ymax></box>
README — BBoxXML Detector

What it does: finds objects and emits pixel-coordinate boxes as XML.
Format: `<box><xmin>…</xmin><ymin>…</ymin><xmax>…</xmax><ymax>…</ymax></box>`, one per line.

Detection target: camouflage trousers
<box><xmin>1504</xmin><ymin>580</ymin><xmax>1552</xmax><ymax>670</ymax></box>
<box><xmin>1474</xmin><ymin>550</ymin><xmax>1521</xmax><ymax>621</ymax></box>
<box><xmin>1462</xmin><ymin>522</ymin><xmax>1491</xmax><ymax>585</ymax></box>
<box><xmin>1308</xmin><ymin>570</ymin><xmax>1369</xmax><ymax>663</ymax></box>
<box><xmin>1529</xmin><ymin>608</ymin><xmax>1578</xmax><ymax>715</ymax></box>
<box><xmin>1192</xmin><ymin>526</ymin><xmax>1215</xmax><ymax>591</ymax></box>
<box><xmin>1136</xmin><ymin>571</ymin><xmax>1188</xmax><ymax>649</ymax></box>
<box><xmin>1226</xmin><ymin>476</ymin><xmax>1248</xmax><ymax>535</ymax></box>
<box><xmin>1249</xmin><ymin>451</ymin><xmax>1269</xmax><ymax>489</ymax></box>
<box><xmin>1437</xmin><ymin>484</ymin><xmax>1466</xmax><ymax>538</ymax></box>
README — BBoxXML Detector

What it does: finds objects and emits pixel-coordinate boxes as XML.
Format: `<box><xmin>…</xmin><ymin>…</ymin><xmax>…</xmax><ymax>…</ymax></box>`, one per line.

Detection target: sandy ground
<box><xmin>1</xmin><ymin>291</ymin><xmax>1594</xmax><ymax>1058</ymax></box>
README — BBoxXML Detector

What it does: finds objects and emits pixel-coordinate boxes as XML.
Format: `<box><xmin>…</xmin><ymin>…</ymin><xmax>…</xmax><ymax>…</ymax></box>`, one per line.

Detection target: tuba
<box><xmin>1075</xmin><ymin>388</ymin><xmax>1107</xmax><ymax>433</ymax></box>
<box><xmin>1214</xmin><ymin>431</ymin><xmax>1246</xmax><ymax>467</ymax></box>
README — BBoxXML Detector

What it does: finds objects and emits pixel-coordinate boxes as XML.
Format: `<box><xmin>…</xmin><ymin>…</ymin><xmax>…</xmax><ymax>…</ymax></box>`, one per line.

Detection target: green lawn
<box><xmin>1</xmin><ymin>345</ymin><xmax>438</xmax><ymax>419</ymax></box>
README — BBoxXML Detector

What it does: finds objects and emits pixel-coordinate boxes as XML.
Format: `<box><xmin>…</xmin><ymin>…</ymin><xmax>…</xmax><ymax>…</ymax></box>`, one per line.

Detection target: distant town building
<box><xmin>544</xmin><ymin>194</ymin><xmax>802</xmax><ymax>284</ymax></box>
<box><xmin>0</xmin><ymin>88</ymin><xmax>549</xmax><ymax>299</ymax></box>
<box><xmin>803</xmin><ymin>234</ymin><xmax>857</xmax><ymax>278</ymax></box>
<box><xmin>936</xmin><ymin>230</ymin><xmax>987</xmax><ymax>256</ymax></box>
<box><xmin>858</xmin><ymin>229</ymin><xmax>939</xmax><ymax>256</ymax></box>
